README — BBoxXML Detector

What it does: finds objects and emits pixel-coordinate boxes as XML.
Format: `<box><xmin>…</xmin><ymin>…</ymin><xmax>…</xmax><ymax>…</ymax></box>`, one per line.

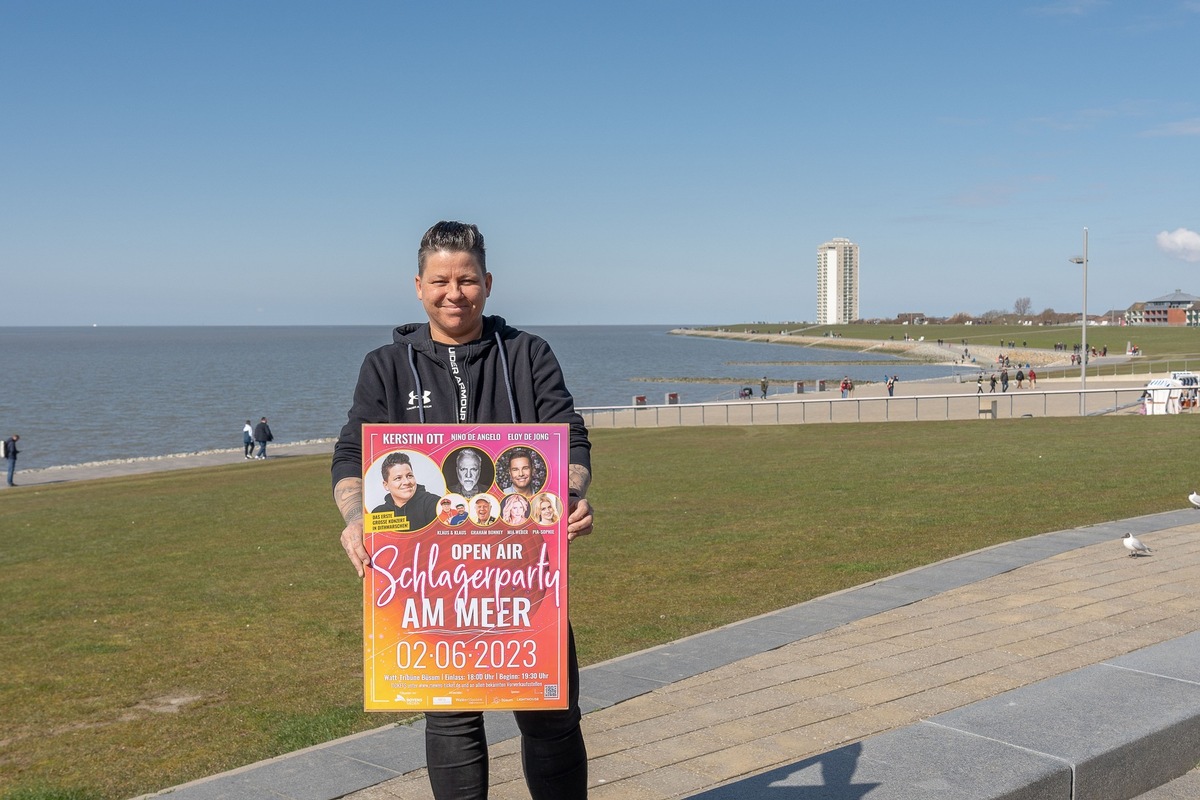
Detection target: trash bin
<box><xmin>794</xmin><ymin>381</ymin><xmax>804</xmax><ymax>394</ymax></box>
<box><xmin>665</xmin><ymin>392</ymin><xmax>679</xmax><ymax>405</ymax></box>
<box><xmin>818</xmin><ymin>380</ymin><xmax>826</xmax><ymax>392</ymax></box>
<box><xmin>633</xmin><ymin>395</ymin><xmax>646</xmax><ymax>406</ymax></box>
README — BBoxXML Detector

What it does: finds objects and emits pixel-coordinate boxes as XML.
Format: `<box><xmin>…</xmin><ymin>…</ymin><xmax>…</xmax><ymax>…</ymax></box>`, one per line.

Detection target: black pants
<box><xmin>424</xmin><ymin>627</ymin><xmax>587</xmax><ymax>799</ymax></box>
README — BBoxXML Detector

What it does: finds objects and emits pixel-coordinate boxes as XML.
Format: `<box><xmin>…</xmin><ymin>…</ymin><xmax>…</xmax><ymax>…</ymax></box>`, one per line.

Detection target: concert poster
<box><xmin>361</xmin><ymin>423</ymin><xmax>570</xmax><ymax>711</ymax></box>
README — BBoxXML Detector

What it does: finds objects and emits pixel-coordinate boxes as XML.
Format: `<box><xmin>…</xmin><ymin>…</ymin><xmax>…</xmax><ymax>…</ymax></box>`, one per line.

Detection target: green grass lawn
<box><xmin>707</xmin><ymin>321</ymin><xmax>1200</xmax><ymax>359</ymax></box>
<box><xmin>2</xmin><ymin>416</ymin><xmax>1198</xmax><ymax>798</ymax></box>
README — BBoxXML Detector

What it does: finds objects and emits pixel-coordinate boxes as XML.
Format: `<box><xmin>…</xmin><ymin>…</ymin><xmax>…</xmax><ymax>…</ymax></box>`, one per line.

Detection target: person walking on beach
<box><xmin>242</xmin><ymin>420</ymin><xmax>255</xmax><ymax>459</ymax></box>
<box><xmin>253</xmin><ymin>417</ymin><xmax>273</xmax><ymax>459</ymax></box>
<box><xmin>332</xmin><ymin>220</ymin><xmax>594</xmax><ymax>800</ymax></box>
<box><xmin>4</xmin><ymin>434</ymin><xmax>19</xmax><ymax>486</ymax></box>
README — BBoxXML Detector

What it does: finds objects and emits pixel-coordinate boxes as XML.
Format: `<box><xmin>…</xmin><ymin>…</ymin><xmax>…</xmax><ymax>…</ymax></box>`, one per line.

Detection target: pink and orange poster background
<box><xmin>361</xmin><ymin>423</ymin><xmax>569</xmax><ymax>711</ymax></box>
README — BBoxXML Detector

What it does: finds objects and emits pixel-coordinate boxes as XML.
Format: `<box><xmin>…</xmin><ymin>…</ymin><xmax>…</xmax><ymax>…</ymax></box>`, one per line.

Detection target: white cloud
<box><xmin>1157</xmin><ymin>228</ymin><xmax>1200</xmax><ymax>262</ymax></box>
<box><xmin>1030</xmin><ymin>0</ymin><xmax>1107</xmax><ymax>15</ymax></box>
<box><xmin>1141</xmin><ymin>118</ymin><xmax>1200</xmax><ymax>137</ymax></box>
<box><xmin>949</xmin><ymin>175</ymin><xmax>1053</xmax><ymax>208</ymax></box>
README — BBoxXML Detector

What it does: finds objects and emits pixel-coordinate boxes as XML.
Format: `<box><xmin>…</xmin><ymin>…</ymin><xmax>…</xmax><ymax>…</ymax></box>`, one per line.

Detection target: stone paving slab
<box><xmin>930</xmin><ymin>661</ymin><xmax>1200</xmax><ymax>800</ymax></box>
<box><xmin>1133</xmin><ymin>765</ymin><xmax>1200</xmax><ymax>799</ymax></box>
<box><xmin>687</xmin><ymin>724</ymin><xmax>1072</xmax><ymax>800</ymax></box>
<box><xmin>140</xmin><ymin>510</ymin><xmax>1200</xmax><ymax>800</ymax></box>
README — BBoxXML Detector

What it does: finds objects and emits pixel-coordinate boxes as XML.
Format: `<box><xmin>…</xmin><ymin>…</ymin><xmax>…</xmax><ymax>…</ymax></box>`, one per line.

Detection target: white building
<box><xmin>817</xmin><ymin>238</ymin><xmax>859</xmax><ymax>324</ymax></box>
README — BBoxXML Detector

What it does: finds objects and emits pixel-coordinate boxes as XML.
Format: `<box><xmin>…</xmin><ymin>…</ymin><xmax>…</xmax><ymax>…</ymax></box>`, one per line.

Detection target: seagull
<box><xmin>1189</xmin><ymin>492</ymin><xmax>1200</xmax><ymax>509</ymax></box>
<box><xmin>1123</xmin><ymin>533</ymin><xmax>1151</xmax><ymax>557</ymax></box>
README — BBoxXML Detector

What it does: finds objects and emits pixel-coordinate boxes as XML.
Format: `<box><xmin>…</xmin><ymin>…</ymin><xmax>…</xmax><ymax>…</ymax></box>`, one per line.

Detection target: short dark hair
<box><xmin>381</xmin><ymin>451</ymin><xmax>412</xmax><ymax>481</ymax></box>
<box><xmin>418</xmin><ymin>221</ymin><xmax>486</xmax><ymax>275</ymax></box>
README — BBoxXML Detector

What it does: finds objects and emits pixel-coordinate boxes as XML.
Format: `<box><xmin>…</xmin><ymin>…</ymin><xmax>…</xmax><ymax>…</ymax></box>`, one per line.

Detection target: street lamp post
<box><xmin>1070</xmin><ymin>227</ymin><xmax>1089</xmax><ymax>414</ymax></box>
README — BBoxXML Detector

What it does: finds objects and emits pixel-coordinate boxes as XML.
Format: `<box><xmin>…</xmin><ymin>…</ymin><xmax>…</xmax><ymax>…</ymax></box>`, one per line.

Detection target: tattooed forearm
<box><xmin>335</xmin><ymin>477</ymin><xmax>364</xmax><ymax>524</ymax></box>
<box><xmin>568</xmin><ymin>465</ymin><xmax>591</xmax><ymax>498</ymax></box>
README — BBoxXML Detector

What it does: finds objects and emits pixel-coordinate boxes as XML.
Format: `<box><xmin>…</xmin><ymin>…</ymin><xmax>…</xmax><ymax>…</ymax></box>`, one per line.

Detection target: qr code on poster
<box><xmin>543</xmin><ymin>684</ymin><xmax>559</xmax><ymax>699</ymax></box>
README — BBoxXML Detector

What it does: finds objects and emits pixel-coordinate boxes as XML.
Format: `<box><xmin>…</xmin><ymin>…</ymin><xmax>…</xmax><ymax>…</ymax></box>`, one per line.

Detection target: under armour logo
<box><xmin>407</xmin><ymin>390</ymin><xmax>432</xmax><ymax>410</ymax></box>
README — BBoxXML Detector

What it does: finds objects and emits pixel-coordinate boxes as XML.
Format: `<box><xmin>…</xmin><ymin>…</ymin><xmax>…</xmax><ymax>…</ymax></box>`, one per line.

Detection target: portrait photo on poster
<box><xmin>367</xmin><ymin>450</ymin><xmax>447</xmax><ymax>533</ymax></box>
<box><xmin>497</xmin><ymin>446</ymin><xmax>547</xmax><ymax>497</ymax></box>
<box><xmin>532</xmin><ymin>492</ymin><xmax>562</xmax><ymax>525</ymax></box>
<box><xmin>471</xmin><ymin>493</ymin><xmax>499</xmax><ymax>526</ymax></box>
<box><xmin>442</xmin><ymin>445</ymin><xmax>495</xmax><ymax>497</ymax></box>
<box><xmin>499</xmin><ymin>492</ymin><xmax>533</xmax><ymax>526</ymax></box>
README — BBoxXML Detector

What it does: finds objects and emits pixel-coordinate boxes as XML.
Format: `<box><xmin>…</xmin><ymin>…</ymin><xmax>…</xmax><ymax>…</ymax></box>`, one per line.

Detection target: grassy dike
<box><xmin>2</xmin><ymin>416</ymin><xmax>1197</xmax><ymax>799</ymax></box>
<box><xmin>705</xmin><ymin>321</ymin><xmax>1183</xmax><ymax>350</ymax></box>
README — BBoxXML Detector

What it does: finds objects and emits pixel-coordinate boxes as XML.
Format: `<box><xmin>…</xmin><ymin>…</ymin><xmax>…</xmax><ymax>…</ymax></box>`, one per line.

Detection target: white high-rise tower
<box><xmin>817</xmin><ymin>238</ymin><xmax>859</xmax><ymax>324</ymax></box>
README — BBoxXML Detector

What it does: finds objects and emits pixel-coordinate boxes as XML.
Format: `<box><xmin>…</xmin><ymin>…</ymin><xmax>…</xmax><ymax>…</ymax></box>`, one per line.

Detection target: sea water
<box><xmin>0</xmin><ymin>326</ymin><xmax>970</xmax><ymax>469</ymax></box>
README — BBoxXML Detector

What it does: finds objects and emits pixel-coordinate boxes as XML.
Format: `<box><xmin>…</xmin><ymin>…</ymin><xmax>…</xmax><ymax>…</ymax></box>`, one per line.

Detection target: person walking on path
<box><xmin>760</xmin><ymin>376</ymin><xmax>769</xmax><ymax>399</ymax></box>
<box><xmin>242</xmin><ymin>420</ymin><xmax>255</xmax><ymax>459</ymax></box>
<box><xmin>332</xmin><ymin>221</ymin><xmax>595</xmax><ymax>800</ymax></box>
<box><xmin>253</xmin><ymin>417</ymin><xmax>273</xmax><ymax>459</ymax></box>
<box><xmin>976</xmin><ymin>374</ymin><xmax>984</xmax><ymax>393</ymax></box>
<box><xmin>4</xmin><ymin>434</ymin><xmax>19</xmax><ymax>486</ymax></box>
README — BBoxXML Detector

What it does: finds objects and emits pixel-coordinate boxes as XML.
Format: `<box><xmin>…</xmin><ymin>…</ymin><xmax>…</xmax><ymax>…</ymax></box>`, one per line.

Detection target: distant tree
<box><xmin>980</xmin><ymin>308</ymin><xmax>1007</xmax><ymax>323</ymax></box>
<box><xmin>947</xmin><ymin>312</ymin><xmax>973</xmax><ymax>324</ymax></box>
<box><xmin>1014</xmin><ymin>297</ymin><xmax>1032</xmax><ymax>316</ymax></box>
<box><xmin>1037</xmin><ymin>307</ymin><xmax>1057</xmax><ymax>324</ymax></box>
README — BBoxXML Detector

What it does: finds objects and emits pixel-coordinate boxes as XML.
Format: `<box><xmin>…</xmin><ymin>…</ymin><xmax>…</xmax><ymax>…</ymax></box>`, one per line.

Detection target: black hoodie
<box><xmin>332</xmin><ymin>315</ymin><xmax>591</xmax><ymax>488</ymax></box>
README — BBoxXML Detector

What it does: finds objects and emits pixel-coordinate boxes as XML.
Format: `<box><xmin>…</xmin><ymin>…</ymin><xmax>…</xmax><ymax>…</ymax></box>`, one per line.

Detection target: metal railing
<box><xmin>578</xmin><ymin>386</ymin><xmax>1160</xmax><ymax>429</ymax></box>
<box><xmin>1045</xmin><ymin>357</ymin><xmax>1198</xmax><ymax>382</ymax></box>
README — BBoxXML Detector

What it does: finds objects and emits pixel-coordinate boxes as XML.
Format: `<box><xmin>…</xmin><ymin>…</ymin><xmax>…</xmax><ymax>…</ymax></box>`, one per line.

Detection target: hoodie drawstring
<box><xmin>494</xmin><ymin>331</ymin><xmax>519</xmax><ymax>423</ymax></box>
<box><xmin>409</xmin><ymin>334</ymin><xmax>518</xmax><ymax>424</ymax></box>
<box><xmin>406</xmin><ymin>344</ymin><xmax>426</xmax><ymax>424</ymax></box>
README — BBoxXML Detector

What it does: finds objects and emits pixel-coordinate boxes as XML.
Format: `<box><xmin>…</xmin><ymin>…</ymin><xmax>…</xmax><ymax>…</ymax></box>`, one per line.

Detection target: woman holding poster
<box><xmin>332</xmin><ymin>221</ymin><xmax>594</xmax><ymax>800</ymax></box>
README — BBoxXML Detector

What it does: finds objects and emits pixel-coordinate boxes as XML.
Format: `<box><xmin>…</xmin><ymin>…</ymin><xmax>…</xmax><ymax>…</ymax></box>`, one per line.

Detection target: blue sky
<box><xmin>3</xmin><ymin>0</ymin><xmax>1199</xmax><ymax>326</ymax></box>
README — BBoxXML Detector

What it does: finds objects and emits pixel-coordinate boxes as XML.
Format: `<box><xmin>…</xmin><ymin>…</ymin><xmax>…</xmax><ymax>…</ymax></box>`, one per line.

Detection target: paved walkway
<box><xmin>7</xmin><ymin>439</ymin><xmax>336</xmax><ymax>487</ymax></box>
<box><xmin>140</xmin><ymin>507</ymin><xmax>1200</xmax><ymax>800</ymax></box>
<box><xmin>580</xmin><ymin>375</ymin><xmax>1157</xmax><ymax>429</ymax></box>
